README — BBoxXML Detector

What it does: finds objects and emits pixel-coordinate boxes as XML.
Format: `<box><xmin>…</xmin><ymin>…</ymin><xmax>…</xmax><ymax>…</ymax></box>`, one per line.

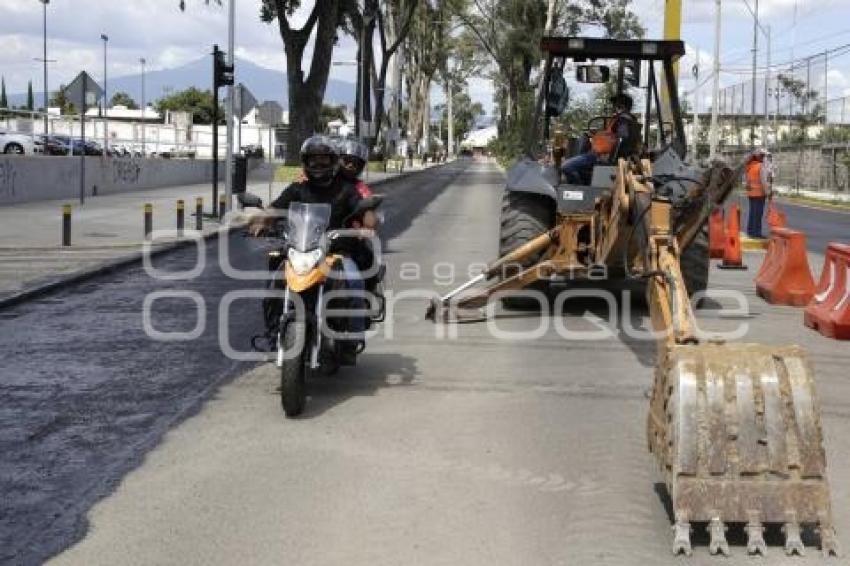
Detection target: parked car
<box><xmin>40</xmin><ymin>135</ymin><xmax>72</xmax><ymax>156</ymax></box>
<box><xmin>0</xmin><ymin>129</ymin><xmax>35</xmax><ymax>155</ymax></box>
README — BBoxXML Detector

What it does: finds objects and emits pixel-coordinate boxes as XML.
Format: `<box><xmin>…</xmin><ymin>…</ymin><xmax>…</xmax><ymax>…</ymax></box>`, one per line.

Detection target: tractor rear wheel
<box><xmin>498</xmin><ymin>191</ymin><xmax>554</xmax><ymax>310</ymax></box>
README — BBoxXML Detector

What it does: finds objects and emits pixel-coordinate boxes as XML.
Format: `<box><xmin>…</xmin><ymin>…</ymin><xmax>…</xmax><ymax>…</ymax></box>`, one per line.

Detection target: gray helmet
<box><xmin>339</xmin><ymin>139</ymin><xmax>369</xmax><ymax>163</ymax></box>
<box><xmin>300</xmin><ymin>135</ymin><xmax>339</xmax><ymax>187</ymax></box>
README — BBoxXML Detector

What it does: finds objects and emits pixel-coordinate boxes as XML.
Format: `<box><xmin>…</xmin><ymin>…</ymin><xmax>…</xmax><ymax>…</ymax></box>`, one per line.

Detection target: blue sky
<box><xmin>1</xmin><ymin>0</ymin><xmax>848</xmax><ymax>113</ymax></box>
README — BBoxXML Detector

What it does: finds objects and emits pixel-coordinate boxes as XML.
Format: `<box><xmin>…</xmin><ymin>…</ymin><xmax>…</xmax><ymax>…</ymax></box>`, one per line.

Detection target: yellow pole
<box><xmin>661</xmin><ymin>0</ymin><xmax>682</xmax><ymax>123</ymax></box>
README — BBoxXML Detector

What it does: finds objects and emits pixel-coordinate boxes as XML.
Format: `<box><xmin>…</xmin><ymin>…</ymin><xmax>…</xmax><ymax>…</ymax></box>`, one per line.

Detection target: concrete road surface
<box><xmin>5</xmin><ymin>159</ymin><xmax>849</xmax><ymax>565</ymax></box>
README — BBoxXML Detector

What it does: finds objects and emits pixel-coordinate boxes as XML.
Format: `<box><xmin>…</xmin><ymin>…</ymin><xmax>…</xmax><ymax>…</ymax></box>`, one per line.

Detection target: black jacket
<box><xmin>269</xmin><ymin>177</ymin><xmax>362</xmax><ymax>230</ymax></box>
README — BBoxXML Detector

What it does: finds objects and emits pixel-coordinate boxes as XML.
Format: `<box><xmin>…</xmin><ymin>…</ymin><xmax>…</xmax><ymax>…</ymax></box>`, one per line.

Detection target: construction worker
<box><xmin>561</xmin><ymin>93</ymin><xmax>640</xmax><ymax>185</ymax></box>
<box><xmin>744</xmin><ymin>149</ymin><xmax>769</xmax><ymax>238</ymax></box>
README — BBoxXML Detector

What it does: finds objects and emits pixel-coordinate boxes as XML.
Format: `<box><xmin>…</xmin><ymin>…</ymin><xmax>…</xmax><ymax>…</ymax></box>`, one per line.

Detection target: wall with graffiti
<box><xmin>0</xmin><ymin>157</ymin><xmax>228</xmax><ymax>205</ymax></box>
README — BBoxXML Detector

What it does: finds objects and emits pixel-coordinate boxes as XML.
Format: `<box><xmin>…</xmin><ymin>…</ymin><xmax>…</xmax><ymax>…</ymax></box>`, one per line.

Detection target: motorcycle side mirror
<box><xmin>237</xmin><ymin>192</ymin><xmax>264</xmax><ymax>209</ymax></box>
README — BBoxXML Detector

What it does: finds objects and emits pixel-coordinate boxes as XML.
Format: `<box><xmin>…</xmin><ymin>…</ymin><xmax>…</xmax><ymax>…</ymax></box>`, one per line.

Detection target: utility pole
<box><xmin>101</xmin><ymin>34</ymin><xmax>109</xmax><ymax>154</ymax></box>
<box><xmin>224</xmin><ymin>0</ymin><xmax>235</xmax><ymax>213</ymax></box>
<box><xmin>709</xmin><ymin>0</ymin><xmax>722</xmax><ymax>160</ymax></box>
<box><xmin>763</xmin><ymin>26</ymin><xmax>771</xmax><ymax>148</ymax></box>
<box><xmin>447</xmin><ymin>77</ymin><xmax>454</xmax><ymax>157</ymax></box>
<box><xmin>139</xmin><ymin>57</ymin><xmax>146</xmax><ymax>156</ymax></box>
<box><xmin>750</xmin><ymin>0</ymin><xmax>759</xmax><ymax>148</ymax></box>
<box><xmin>40</xmin><ymin>0</ymin><xmax>49</xmax><ymax>135</ymax></box>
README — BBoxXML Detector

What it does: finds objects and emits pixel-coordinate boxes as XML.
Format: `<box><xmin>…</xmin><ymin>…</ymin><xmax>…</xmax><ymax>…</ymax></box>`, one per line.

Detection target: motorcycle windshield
<box><xmin>286</xmin><ymin>202</ymin><xmax>331</xmax><ymax>252</ymax></box>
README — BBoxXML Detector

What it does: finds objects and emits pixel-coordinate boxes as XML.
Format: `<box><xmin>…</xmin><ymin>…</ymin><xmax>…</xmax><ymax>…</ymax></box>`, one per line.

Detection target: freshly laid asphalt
<box><xmin>1</xmin><ymin>159</ymin><xmax>848</xmax><ymax>565</ymax></box>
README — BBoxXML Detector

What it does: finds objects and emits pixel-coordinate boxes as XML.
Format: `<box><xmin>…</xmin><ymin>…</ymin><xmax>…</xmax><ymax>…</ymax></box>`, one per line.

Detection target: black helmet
<box><xmin>609</xmin><ymin>93</ymin><xmax>634</xmax><ymax>111</ymax></box>
<box><xmin>338</xmin><ymin>139</ymin><xmax>368</xmax><ymax>179</ymax></box>
<box><xmin>300</xmin><ymin>135</ymin><xmax>339</xmax><ymax>187</ymax></box>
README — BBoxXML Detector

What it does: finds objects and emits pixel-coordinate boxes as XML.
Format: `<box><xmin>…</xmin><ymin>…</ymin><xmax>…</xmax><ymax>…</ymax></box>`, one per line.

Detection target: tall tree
<box><xmin>0</xmin><ymin>77</ymin><xmax>7</xmax><ymax>109</ymax></box>
<box><xmin>777</xmin><ymin>73</ymin><xmax>822</xmax><ymax>194</ymax></box>
<box><xmin>260</xmin><ymin>1</ymin><xmax>358</xmax><ymax>164</ymax></box>
<box><xmin>26</xmin><ymin>81</ymin><xmax>34</xmax><ymax>111</ymax></box>
<box><xmin>437</xmin><ymin>91</ymin><xmax>484</xmax><ymax>147</ymax></box>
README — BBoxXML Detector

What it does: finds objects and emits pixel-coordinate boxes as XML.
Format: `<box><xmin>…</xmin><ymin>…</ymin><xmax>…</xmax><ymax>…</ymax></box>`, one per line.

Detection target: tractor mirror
<box><xmin>546</xmin><ymin>72</ymin><xmax>569</xmax><ymax>117</ymax></box>
<box><xmin>576</xmin><ymin>65</ymin><xmax>610</xmax><ymax>84</ymax></box>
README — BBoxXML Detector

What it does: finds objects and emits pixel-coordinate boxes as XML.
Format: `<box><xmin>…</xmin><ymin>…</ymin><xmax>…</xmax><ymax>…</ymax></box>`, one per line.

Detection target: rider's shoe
<box><xmin>338</xmin><ymin>340</ymin><xmax>363</xmax><ymax>366</ymax></box>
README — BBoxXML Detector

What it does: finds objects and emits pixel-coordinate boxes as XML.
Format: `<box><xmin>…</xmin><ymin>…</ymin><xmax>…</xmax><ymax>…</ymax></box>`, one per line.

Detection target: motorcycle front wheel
<box><xmin>280</xmin><ymin>320</ymin><xmax>307</xmax><ymax>417</ymax></box>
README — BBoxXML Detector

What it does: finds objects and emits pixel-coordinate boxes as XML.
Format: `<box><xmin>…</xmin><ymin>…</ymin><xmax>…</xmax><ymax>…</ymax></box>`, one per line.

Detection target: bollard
<box><xmin>144</xmin><ymin>203</ymin><xmax>153</xmax><ymax>240</ymax></box>
<box><xmin>195</xmin><ymin>197</ymin><xmax>203</xmax><ymax>231</ymax></box>
<box><xmin>218</xmin><ymin>194</ymin><xmax>226</xmax><ymax>220</ymax></box>
<box><xmin>62</xmin><ymin>204</ymin><xmax>72</xmax><ymax>246</ymax></box>
<box><xmin>176</xmin><ymin>199</ymin><xmax>185</xmax><ymax>237</ymax></box>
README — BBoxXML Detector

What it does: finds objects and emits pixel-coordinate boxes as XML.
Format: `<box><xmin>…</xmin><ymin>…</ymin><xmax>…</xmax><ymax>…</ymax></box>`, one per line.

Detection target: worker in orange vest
<box><xmin>744</xmin><ymin>149</ymin><xmax>769</xmax><ymax>238</ymax></box>
<box><xmin>561</xmin><ymin>93</ymin><xmax>640</xmax><ymax>185</ymax></box>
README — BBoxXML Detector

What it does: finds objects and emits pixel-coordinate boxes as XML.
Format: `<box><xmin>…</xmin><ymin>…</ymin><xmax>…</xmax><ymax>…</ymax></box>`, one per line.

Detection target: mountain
<box><xmin>7</xmin><ymin>56</ymin><xmax>357</xmax><ymax>110</ymax></box>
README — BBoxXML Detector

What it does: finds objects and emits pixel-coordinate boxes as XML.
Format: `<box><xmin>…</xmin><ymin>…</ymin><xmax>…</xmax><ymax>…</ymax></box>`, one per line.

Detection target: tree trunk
<box><xmin>281</xmin><ymin>0</ymin><xmax>340</xmax><ymax>165</ymax></box>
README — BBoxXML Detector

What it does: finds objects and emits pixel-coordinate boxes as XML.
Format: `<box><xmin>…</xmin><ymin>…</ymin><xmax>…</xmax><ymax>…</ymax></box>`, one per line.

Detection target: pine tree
<box><xmin>26</xmin><ymin>81</ymin><xmax>34</xmax><ymax>110</ymax></box>
<box><xmin>0</xmin><ymin>77</ymin><xmax>7</xmax><ymax>109</ymax></box>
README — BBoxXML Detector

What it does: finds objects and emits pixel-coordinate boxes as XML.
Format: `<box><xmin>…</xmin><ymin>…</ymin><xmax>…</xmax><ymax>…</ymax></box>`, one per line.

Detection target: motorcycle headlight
<box><xmin>288</xmin><ymin>247</ymin><xmax>325</xmax><ymax>275</ymax></box>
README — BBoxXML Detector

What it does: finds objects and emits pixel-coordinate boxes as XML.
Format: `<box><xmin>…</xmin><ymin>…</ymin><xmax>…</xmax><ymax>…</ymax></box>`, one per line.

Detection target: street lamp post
<box><xmin>40</xmin><ymin>0</ymin><xmax>49</xmax><ymax>135</ymax></box>
<box><xmin>101</xmin><ymin>34</ymin><xmax>108</xmax><ymax>154</ymax></box>
<box><xmin>139</xmin><ymin>57</ymin><xmax>146</xmax><ymax>156</ymax></box>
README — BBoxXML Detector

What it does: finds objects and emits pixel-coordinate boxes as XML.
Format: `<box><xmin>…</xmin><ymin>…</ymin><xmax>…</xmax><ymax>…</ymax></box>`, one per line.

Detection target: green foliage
<box><xmin>156</xmin><ymin>87</ymin><xmax>219</xmax><ymax>124</ymax></box>
<box><xmin>0</xmin><ymin>77</ymin><xmax>7</xmax><ymax>109</ymax></box>
<box><xmin>436</xmin><ymin>91</ymin><xmax>484</xmax><ymax>148</ymax></box>
<box><xmin>110</xmin><ymin>91</ymin><xmax>138</xmax><ymax>110</ymax></box>
<box><xmin>49</xmin><ymin>85</ymin><xmax>75</xmax><ymax>114</ymax></box>
<box><xmin>318</xmin><ymin>104</ymin><xmax>347</xmax><ymax>132</ymax></box>
<box><xmin>26</xmin><ymin>81</ymin><xmax>34</xmax><ymax>111</ymax></box>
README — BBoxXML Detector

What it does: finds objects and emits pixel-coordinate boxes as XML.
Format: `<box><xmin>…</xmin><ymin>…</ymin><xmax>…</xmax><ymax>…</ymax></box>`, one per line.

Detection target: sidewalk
<box><xmin>0</xmin><ymin>165</ymin><xmax>430</xmax><ymax>306</ymax></box>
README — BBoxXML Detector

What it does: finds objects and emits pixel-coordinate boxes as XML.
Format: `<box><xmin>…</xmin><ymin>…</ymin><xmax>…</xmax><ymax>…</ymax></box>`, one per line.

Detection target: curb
<box><xmin>0</xmin><ymin>164</ymin><xmax>440</xmax><ymax>311</ymax></box>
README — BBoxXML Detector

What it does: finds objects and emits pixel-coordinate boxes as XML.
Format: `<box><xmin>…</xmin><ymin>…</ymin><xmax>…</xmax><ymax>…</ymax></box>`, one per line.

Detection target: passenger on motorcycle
<box><xmin>338</xmin><ymin>139</ymin><xmax>373</xmax><ymax>199</ymax></box>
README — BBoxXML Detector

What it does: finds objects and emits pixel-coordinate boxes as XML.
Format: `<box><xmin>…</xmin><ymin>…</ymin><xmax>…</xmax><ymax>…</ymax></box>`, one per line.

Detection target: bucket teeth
<box><xmin>745</xmin><ymin>517</ymin><xmax>767</xmax><ymax>556</ymax></box>
<box><xmin>782</xmin><ymin>518</ymin><xmax>805</xmax><ymax>556</ymax></box>
<box><xmin>708</xmin><ymin>518</ymin><xmax>730</xmax><ymax>556</ymax></box>
<box><xmin>672</xmin><ymin>519</ymin><xmax>692</xmax><ymax>556</ymax></box>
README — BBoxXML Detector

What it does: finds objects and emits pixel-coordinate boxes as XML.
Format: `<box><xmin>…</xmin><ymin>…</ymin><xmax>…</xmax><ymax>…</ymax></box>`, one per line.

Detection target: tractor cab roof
<box><xmin>540</xmin><ymin>36</ymin><xmax>685</xmax><ymax>62</ymax></box>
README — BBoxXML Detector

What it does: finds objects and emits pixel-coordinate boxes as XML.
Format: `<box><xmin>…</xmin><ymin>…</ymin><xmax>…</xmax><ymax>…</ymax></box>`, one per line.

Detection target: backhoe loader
<box><xmin>427</xmin><ymin>37</ymin><xmax>837</xmax><ymax>557</ymax></box>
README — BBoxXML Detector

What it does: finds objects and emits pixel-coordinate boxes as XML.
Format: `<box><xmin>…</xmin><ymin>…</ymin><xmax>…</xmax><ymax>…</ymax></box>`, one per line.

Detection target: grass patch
<box><xmin>274</xmin><ymin>165</ymin><xmax>302</xmax><ymax>183</ymax></box>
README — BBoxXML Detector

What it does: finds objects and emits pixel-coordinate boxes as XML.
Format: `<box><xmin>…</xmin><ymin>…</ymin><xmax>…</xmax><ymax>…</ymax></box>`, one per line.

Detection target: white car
<box><xmin>0</xmin><ymin>130</ymin><xmax>35</xmax><ymax>155</ymax></box>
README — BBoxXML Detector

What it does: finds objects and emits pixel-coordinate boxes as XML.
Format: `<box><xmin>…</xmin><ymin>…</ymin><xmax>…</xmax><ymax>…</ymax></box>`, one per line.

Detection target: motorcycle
<box><xmin>239</xmin><ymin>193</ymin><xmax>386</xmax><ymax>417</ymax></box>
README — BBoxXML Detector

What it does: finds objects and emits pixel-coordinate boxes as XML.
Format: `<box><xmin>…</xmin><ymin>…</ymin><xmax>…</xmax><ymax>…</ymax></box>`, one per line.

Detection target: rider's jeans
<box><xmin>340</xmin><ymin>256</ymin><xmax>367</xmax><ymax>337</ymax></box>
<box><xmin>561</xmin><ymin>152</ymin><xmax>597</xmax><ymax>185</ymax></box>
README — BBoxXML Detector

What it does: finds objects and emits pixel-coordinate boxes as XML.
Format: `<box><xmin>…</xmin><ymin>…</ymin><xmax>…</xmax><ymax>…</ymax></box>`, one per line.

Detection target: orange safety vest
<box><xmin>745</xmin><ymin>160</ymin><xmax>765</xmax><ymax>198</ymax></box>
<box><xmin>590</xmin><ymin>116</ymin><xmax>619</xmax><ymax>156</ymax></box>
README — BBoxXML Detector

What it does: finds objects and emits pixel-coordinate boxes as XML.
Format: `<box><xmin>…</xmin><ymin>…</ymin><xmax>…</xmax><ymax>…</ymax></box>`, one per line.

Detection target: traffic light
<box><xmin>213</xmin><ymin>45</ymin><xmax>234</xmax><ymax>89</ymax></box>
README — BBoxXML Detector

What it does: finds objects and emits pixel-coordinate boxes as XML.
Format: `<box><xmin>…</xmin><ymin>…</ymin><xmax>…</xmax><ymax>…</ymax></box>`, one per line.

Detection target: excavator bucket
<box><xmin>647</xmin><ymin>342</ymin><xmax>839</xmax><ymax>557</ymax></box>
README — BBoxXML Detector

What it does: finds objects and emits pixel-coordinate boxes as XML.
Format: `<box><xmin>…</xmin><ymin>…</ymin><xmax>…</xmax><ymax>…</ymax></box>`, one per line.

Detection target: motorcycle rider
<box><xmin>249</xmin><ymin>135</ymin><xmax>375</xmax><ymax>363</ymax></box>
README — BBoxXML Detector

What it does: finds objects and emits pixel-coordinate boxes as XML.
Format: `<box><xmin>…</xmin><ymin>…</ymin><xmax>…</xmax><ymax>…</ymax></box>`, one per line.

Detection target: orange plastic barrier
<box><xmin>718</xmin><ymin>203</ymin><xmax>747</xmax><ymax>270</ymax></box>
<box><xmin>766</xmin><ymin>200</ymin><xmax>787</xmax><ymax>230</ymax></box>
<box><xmin>708</xmin><ymin>206</ymin><xmax>725</xmax><ymax>259</ymax></box>
<box><xmin>804</xmin><ymin>243</ymin><xmax>850</xmax><ymax>340</ymax></box>
<box><xmin>755</xmin><ymin>228</ymin><xmax>815</xmax><ymax>306</ymax></box>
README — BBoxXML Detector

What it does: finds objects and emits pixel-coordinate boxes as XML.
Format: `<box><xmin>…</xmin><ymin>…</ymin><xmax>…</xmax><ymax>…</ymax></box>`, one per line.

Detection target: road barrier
<box><xmin>718</xmin><ymin>204</ymin><xmax>747</xmax><ymax>270</ymax></box>
<box><xmin>195</xmin><ymin>197</ymin><xmax>203</xmax><ymax>231</ymax></box>
<box><xmin>144</xmin><ymin>203</ymin><xmax>153</xmax><ymax>240</ymax></box>
<box><xmin>754</xmin><ymin>228</ymin><xmax>815</xmax><ymax>306</ymax></box>
<box><xmin>176</xmin><ymin>200</ymin><xmax>185</xmax><ymax>237</ymax></box>
<box><xmin>709</xmin><ymin>206</ymin><xmax>725</xmax><ymax>259</ymax></box>
<box><xmin>62</xmin><ymin>204</ymin><xmax>72</xmax><ymax>247</ymax></box>
<box><xmin>805</xmin><ymin>243</ymin><xmax>850</xmax><ymax>340</ymax></box>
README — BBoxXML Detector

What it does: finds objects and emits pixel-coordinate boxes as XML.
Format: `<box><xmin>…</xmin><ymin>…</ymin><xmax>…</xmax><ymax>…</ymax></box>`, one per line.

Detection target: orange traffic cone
<box><xmin>767</xmin><ymin>199</ymin><xmax>787</xmax><ymax>231</ymax></box>
<box><xmin>718</xmin><ymin>203</ymin><xmax>747</xmax><ymax>270</ymax></box>
<box><xmin>708</xmin><ymin>206</ymin><xmax>725</xmax><ymax>259</ymax></box>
